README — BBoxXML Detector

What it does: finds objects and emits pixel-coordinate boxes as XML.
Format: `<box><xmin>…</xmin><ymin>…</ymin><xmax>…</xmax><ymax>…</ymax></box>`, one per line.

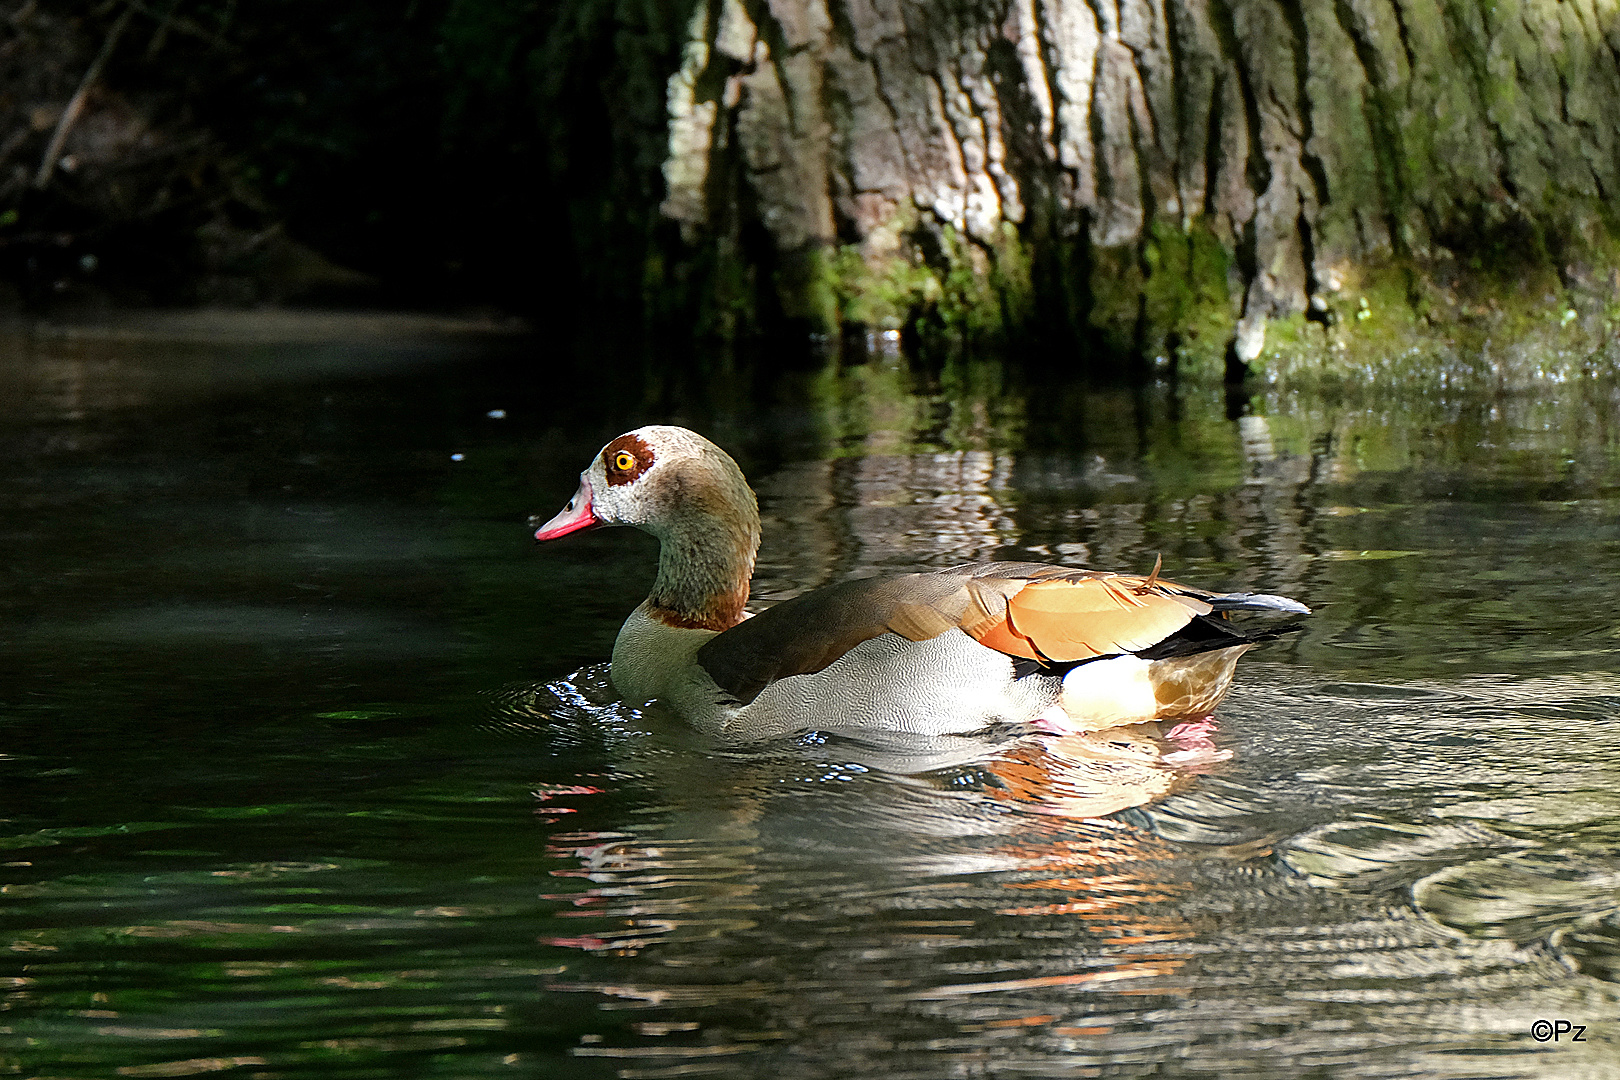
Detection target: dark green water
<box><xmin>2</xmin><ymin>314</ymin><xmax>1617</xmax><ymax>1079</ymax></box>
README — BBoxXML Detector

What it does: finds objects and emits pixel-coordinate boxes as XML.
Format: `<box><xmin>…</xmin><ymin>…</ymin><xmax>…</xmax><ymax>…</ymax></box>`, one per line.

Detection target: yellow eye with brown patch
<box><xmin>612</xmin><ymin>450</ymin><xmax>637</xmax><ymax>473</ymax></box>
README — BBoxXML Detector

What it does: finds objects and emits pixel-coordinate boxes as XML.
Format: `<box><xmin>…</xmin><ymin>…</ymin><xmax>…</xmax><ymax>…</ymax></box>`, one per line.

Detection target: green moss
<box><xmin>827</xmin><ymin>245</ymin><xmax>941</xmax><ymax>330</ymax></box>
<box><xmin>932</xmin><ymin>226</ymin><xmax>1002</xmax><ymax>338</ymax></box>
<box><xmin>1086</xmin><ymin>218</ymin><xmax>1236</xmax><ymax>378</ymax></box>
<box><xmin>989</xmin><ymin>221</ymin><xmax>1036</xmax><ymax>330</ymax></box>
<box><xmin>1085</xmin><ymin>244</ymin><xmax>1145</xmax><ymax>356</ymax></box>
<box><xmin>1243</xmin><ymin>249</ymin><xmax>1620</xmax><ymax>392</ymax></box>
<box><xmin>696</xmin><ymin>175</ymin><xmax>1620</xmax><ymax>392</ymax></box>
<box><xmin>1149</xmin><ymin>221</ymin><xmax>1235</xmax><ymax>377</ymax></box>
<box><xmin>774</xmin><ymin>246</ymin><xmax>841</xmax><ymax>332</ymax></box>
<box><xmin>816</xmin><ymin>220</ymin><xmax>1035</xmax><ymax>345</ymax></box>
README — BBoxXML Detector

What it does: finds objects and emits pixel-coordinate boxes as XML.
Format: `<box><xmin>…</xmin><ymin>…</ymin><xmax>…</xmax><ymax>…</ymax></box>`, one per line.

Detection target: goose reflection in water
<box><xmin>981</xmin><ymin>718</ymin><xmax>1228</xmax><ymax>819</ymax></box>
<box><xmin>518</xmin><ymin>673</ymin><xmax>1236</xmax><ymax>1046</ymax></box>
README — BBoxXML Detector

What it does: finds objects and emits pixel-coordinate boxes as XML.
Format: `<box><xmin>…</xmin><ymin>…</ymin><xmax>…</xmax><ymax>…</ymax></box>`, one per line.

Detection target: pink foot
<box><xmin>1028</xmin><ymin>705</ymin><xmax>1081</xmax><ymax>736</ymax></box>
<box><xmin>1164</xmin><ymin>716</ymin><xmax>1218</xmax><ymax>744</ymax></box>
<box><xmin>1161</xmin><ymin>715</ymin><xmax>1229</xmax><ymax>772</ymax></box>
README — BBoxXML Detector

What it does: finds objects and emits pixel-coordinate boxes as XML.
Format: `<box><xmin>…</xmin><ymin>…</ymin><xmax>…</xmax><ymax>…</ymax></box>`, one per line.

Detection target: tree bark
<box><xmin>644</xmin><ymin>0</ymin><xmax>1620</xmax><ymax>371</ymax></box>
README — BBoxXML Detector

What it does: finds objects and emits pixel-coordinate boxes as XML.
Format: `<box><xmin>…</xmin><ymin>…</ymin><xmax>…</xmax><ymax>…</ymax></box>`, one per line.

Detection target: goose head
<box><xmin>534</xmin><ymin>426</ymin><xmax>761</xmax><ymax>630</ymax></box>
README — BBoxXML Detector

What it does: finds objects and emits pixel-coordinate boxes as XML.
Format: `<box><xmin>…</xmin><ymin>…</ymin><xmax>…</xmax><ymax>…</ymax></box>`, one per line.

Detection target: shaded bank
<box><xmin>0</xmin><ymin>0</ymin><xmax>617</xmax><ymax>310</ymax></box>
<box><xmin>5</xmin><ymin>0</ymin><xmax>1620</xmax><ymax>380</ymax></box>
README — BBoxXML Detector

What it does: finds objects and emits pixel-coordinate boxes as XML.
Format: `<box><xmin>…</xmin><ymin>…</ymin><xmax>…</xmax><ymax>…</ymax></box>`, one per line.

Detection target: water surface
<box><xmin>2</xmin><ymin>314</ymin><xmax>1617</xmax><ymax>1078</ymax></box>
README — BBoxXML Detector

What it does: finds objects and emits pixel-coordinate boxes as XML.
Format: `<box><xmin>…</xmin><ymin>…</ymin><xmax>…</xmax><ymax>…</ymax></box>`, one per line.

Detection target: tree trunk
<box><xmin>639</xmin><ymin>0</ymin><xmax>1620</xmax><ymax>372</ymax></box>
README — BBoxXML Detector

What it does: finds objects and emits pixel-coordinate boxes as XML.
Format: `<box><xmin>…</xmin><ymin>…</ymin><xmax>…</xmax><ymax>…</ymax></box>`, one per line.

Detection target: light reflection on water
<box><xmin>1</xmin><ymin>318</ymin><xmax>1619</xmax><ymax>1078</ymax></box>
<box><xmin>509</xmin><ymin>666</ymin><xmax>1620</xmax><ymax>1079</ymax></box>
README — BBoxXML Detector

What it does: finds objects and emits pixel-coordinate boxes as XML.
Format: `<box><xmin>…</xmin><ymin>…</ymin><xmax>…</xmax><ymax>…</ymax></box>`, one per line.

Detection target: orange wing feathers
<box><xmin>963</xmin><ymin>573</ymin><xmax>1213</xmax><ymax>662</ymax></box>
<box><xmin>967</xmin><ymin>618</ymin><xmax>1044</xmax><ymax>660</ymax></box>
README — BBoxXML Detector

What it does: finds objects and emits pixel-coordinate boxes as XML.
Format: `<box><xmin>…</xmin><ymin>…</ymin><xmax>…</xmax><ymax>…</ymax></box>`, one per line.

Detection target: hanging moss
<box><xmin>775</xmin><ymin>246</ymin><xmax>841</xmax><ymax>333</ymax></box>
<box><xmin>826</xmin><ymin>245</ymin><xmax>941</xmax><ymax>331</ymax></box>
<box><xmin>808</xmin><ymin>220</ymin><xmax>1037</xmax><ymax>347</ymax></box>
<box><xmin>1083</xmin><ymin>219</ymin><xmax>1236</xmax><ymax>378</ymax></box>
<box><xmin>1146</xmin><ymin>221</ymin><xmax>1236</xmax><ymax>377</ymax></box>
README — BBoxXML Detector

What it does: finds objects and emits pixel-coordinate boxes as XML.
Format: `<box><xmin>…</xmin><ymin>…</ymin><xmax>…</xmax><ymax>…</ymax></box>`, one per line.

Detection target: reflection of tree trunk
<box><xmin>635</xmin><ymin>0</ymin><xmax>1620</xmax><ymax>369</ymax></box>
<box><xmin>753</xmin><ymin>450</ymin><xmax>1018</xmax><ymax>601</ymax></box>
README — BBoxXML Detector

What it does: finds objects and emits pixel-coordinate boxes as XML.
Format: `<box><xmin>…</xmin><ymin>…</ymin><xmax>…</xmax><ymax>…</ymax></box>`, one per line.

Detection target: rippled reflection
<box><xmin>4</xmin><ymin>325</ymin><xmax>1620</xmax><ymax>1078</ymax></box>
<box><xmin>515</xmin><ymin>667</ymin><xmax>1620</xmax><ymax>1078</ymax></box>
<box><xmin>0</xmin><ymin>311</ymin><xmax>524</xmax><ymax>424</ymax></box>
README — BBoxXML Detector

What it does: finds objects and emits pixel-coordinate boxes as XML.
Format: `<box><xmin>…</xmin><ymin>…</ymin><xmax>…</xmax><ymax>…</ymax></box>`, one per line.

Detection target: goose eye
<box><xmin>612</xmin><ymin>451</ymin><xmax>637</xmax><ymax>473</ymax></box>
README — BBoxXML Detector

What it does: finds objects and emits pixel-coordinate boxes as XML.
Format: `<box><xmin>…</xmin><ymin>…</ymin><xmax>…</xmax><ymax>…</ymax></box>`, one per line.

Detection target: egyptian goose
<box><xmin>534</xmin><ymin>426</ymin><xmax>1308</xmax><ymax>741</ymax></box>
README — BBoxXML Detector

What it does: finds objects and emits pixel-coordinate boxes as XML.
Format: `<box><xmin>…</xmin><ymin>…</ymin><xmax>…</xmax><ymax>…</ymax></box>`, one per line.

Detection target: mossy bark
<box><xmin>9</xmin><ymin>0</ymin><xmax>1618</xmax><ymax>360</ymax></box>
<box><xmin>648</xmin><ymin>0</ymin><xmax>1620</xmax><ymax>374</ymax></box>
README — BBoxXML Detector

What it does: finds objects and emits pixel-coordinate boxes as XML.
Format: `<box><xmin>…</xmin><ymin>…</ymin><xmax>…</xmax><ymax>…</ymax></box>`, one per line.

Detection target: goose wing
<box><xmin>696</xmin><ymin>561</ymin><xmax>1308</xmax><ymax>705</ymax></box>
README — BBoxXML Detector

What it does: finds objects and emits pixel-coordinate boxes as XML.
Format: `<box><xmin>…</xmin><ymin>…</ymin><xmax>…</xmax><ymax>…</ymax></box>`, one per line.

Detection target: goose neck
<box><xmin>646</xmin><ymin>507</ymin><xmax>758</xmax><ymax>631</ymax></box>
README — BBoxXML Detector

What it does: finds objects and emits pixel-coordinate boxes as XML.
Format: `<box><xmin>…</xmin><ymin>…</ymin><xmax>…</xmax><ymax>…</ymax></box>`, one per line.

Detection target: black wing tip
<box><xmin>1210</xmin><ymin>592</ymin><xmax>1311</xmax><ymax>615</ymax></box>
